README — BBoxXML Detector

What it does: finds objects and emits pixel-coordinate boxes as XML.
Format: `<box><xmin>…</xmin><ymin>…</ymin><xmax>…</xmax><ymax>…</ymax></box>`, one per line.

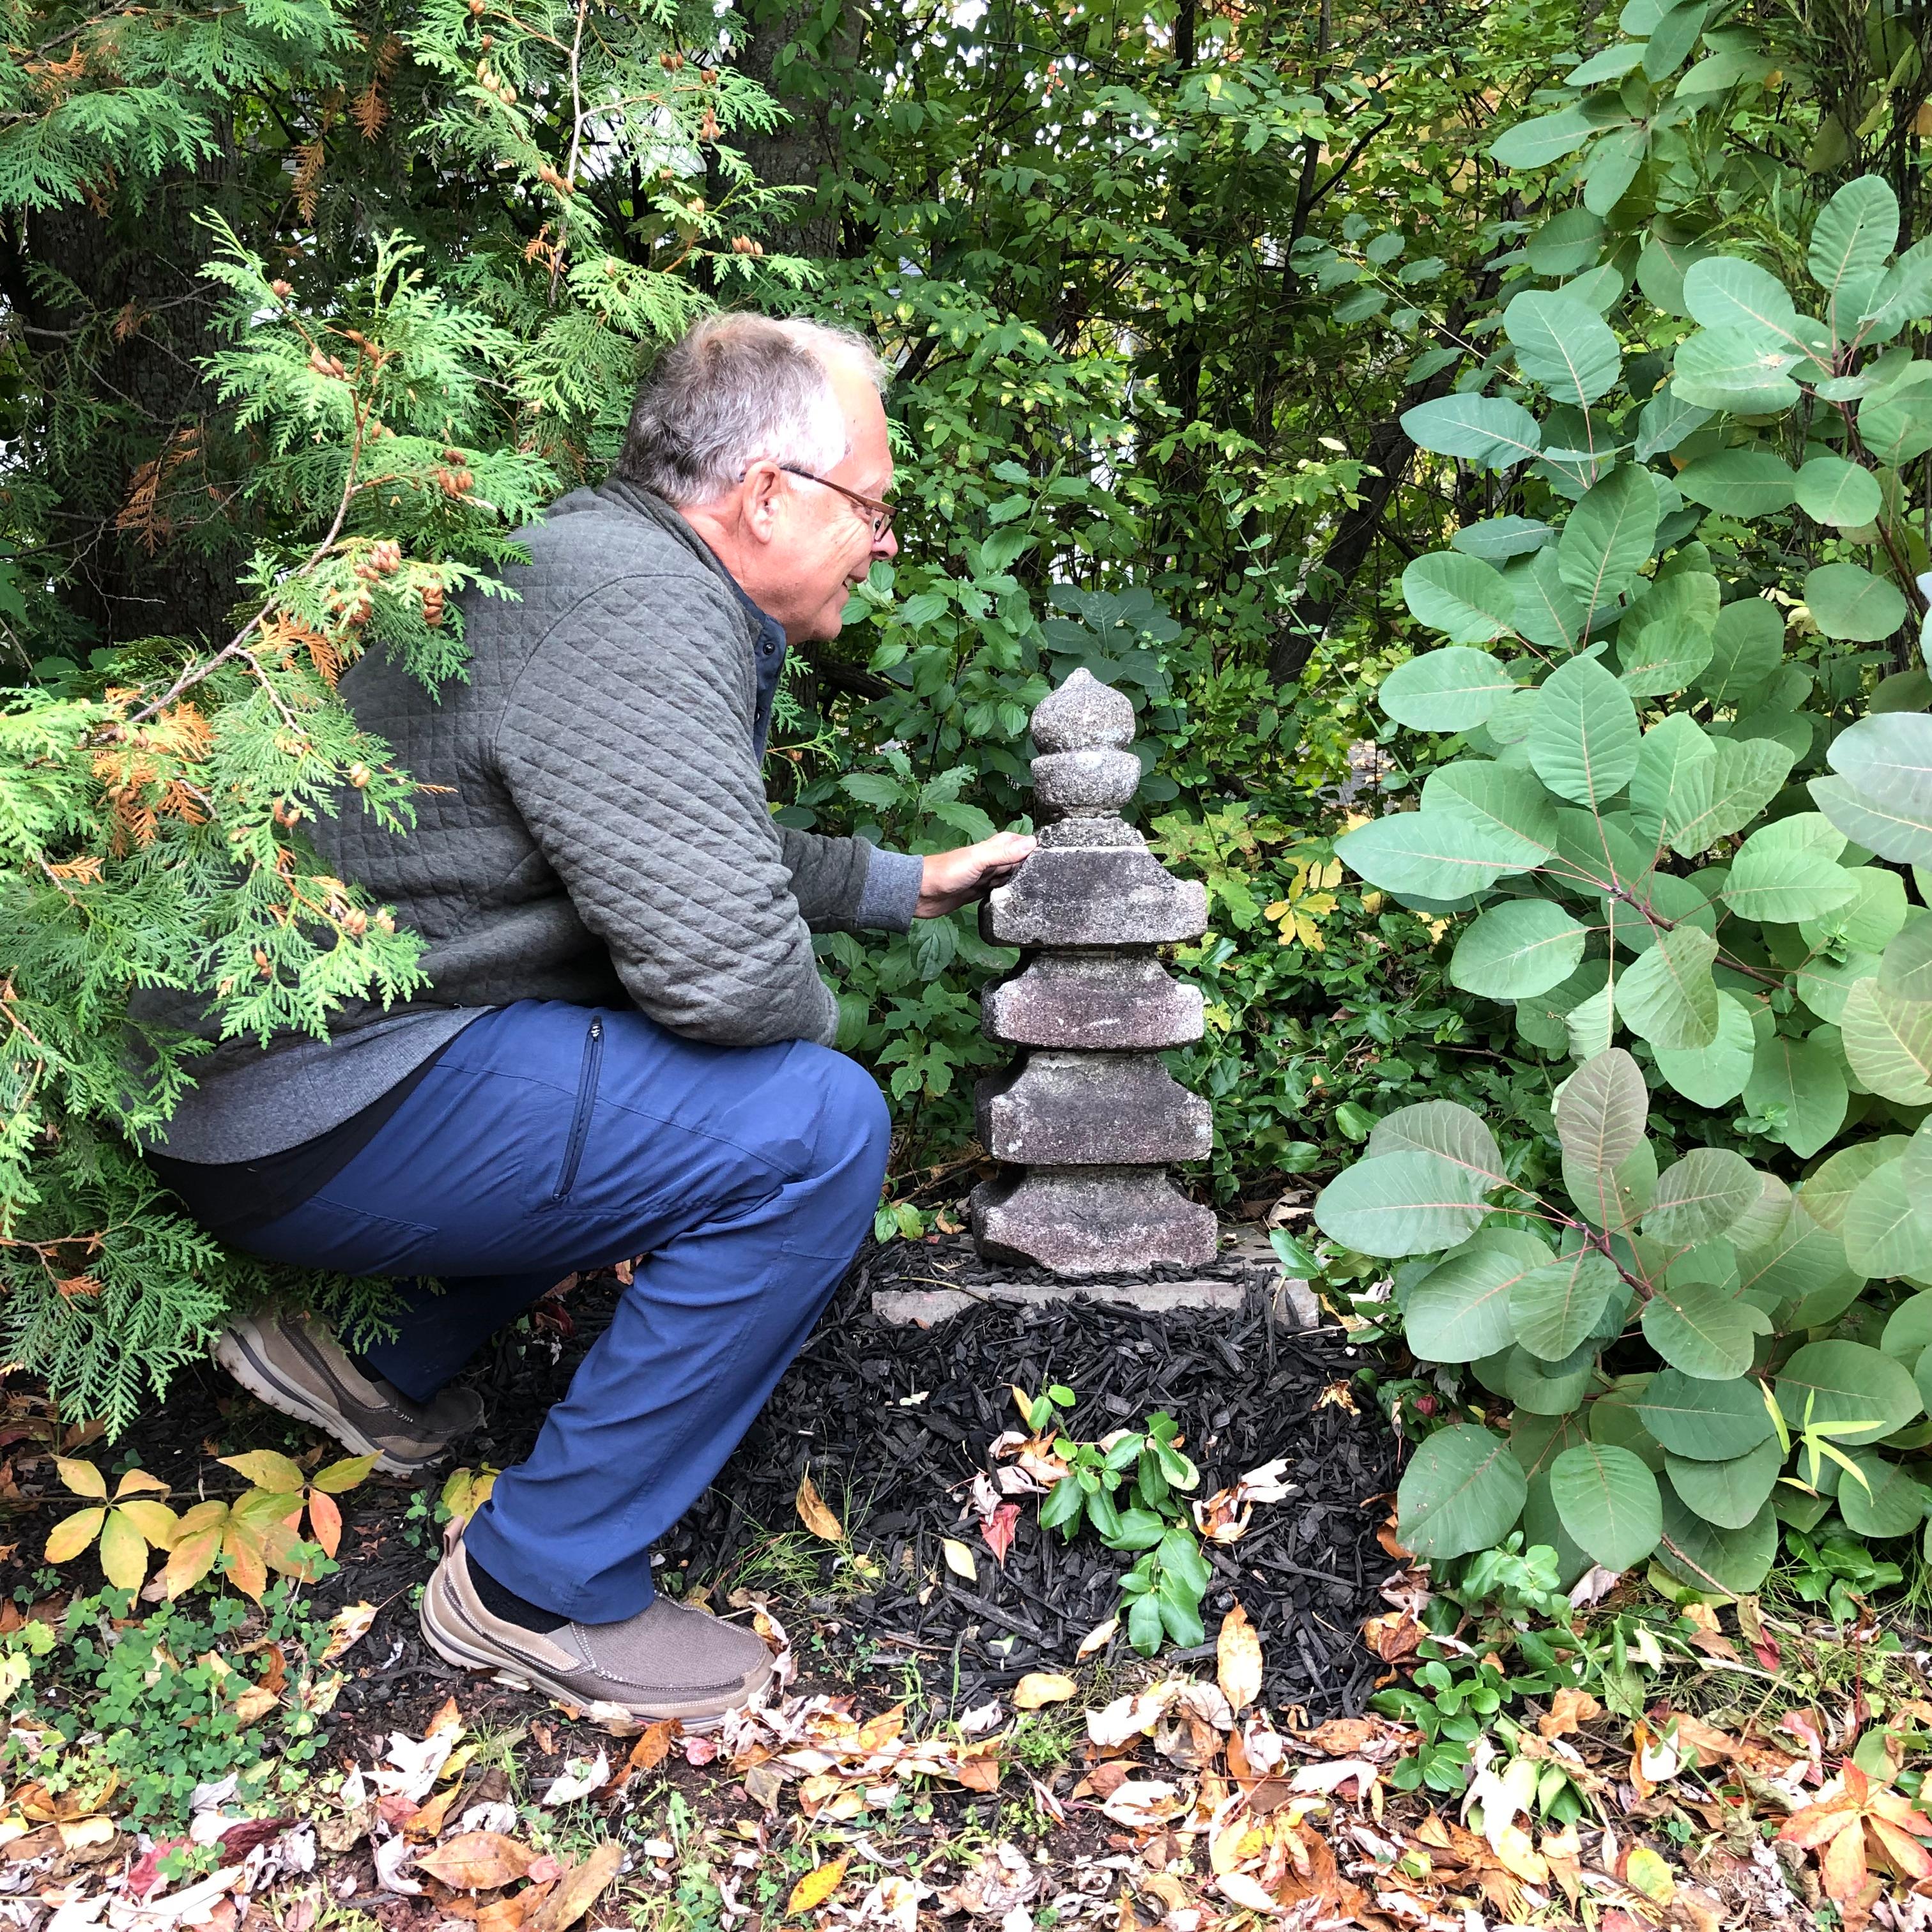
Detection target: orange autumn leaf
<box><xmin>794</xmin><ymin>1470</ymin><xmax>844</xmax><ymax>1542</ymax></box>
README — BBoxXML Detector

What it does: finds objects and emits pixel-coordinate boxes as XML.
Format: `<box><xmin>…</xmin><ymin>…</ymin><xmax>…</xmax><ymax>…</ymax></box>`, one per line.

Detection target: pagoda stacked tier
<box><xmin>969</xmin><ymin>668</ymin><xmax>1218</xmax><ymax>1276</ymax></box>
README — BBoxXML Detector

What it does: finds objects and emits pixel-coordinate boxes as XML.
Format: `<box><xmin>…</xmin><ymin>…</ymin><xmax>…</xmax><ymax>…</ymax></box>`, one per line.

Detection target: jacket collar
<box><xmin>595</xmin><ymin>477</ymin><xmax>766</xmax><ymax>640</ymax></box>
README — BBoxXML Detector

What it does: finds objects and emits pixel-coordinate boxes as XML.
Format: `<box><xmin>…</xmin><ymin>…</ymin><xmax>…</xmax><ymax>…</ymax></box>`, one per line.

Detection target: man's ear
<box><xmin>740</xmin><ymin>459</ymin><xmax>784</xmax><ymax>542</ymax></box>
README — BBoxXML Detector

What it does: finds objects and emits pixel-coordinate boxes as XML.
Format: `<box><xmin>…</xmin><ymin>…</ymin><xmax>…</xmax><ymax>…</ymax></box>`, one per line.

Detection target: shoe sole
<box><xmin>215</xmin><ymin>1326</ymin><xmax>441</xmax><ymax>1477</ymax></box>
<box><xmin>418</xmin><ymin>1563</ymin><xmax>755</xmax><ymax>1733</ymax></box>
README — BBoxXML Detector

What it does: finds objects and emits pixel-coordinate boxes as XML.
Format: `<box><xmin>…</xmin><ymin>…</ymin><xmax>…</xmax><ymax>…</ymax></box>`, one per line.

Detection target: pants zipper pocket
<box><xmin>552</xmin><ymin>1016</ymin><xmax>604</xmax><ymax>1202</ymax></box>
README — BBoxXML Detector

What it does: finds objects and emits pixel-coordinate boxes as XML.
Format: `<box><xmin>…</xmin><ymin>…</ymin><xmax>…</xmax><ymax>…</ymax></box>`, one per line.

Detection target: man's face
<box><xmin>761</xmin><ymin>358</ymin><xmax>897</xmax><ymax>643</ymax></box>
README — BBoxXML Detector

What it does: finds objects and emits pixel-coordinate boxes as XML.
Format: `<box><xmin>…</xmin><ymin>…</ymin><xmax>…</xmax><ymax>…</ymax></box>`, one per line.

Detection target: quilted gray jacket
<box><xmin>132</xmin><ymin>481</ymin><xmax>921</xmax><ymax>1160</ymax></box>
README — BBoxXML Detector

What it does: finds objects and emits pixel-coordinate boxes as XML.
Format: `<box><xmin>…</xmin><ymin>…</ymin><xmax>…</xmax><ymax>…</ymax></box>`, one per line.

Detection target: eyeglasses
<box><xmin>776</xmin><ymin>462</ymin><xmax>898</xmax><ymax>542</ymax></box>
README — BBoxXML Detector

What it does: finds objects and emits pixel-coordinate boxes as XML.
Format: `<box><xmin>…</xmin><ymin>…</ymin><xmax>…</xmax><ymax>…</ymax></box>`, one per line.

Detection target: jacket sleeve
<box><xmin>778</xmin><ymin>828</ymin><xmax>924</xmax><ymax>933</ymax></box>
<box><xmin>493</xmin><ymin>570</ymin><xmax>840</xmax><ymax>1047</ymax></box>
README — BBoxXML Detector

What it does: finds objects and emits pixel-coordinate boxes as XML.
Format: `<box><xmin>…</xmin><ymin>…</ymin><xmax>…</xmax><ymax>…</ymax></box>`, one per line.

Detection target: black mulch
<box><xmin>2</xmin><ymin>1237</ymin><xmax>1404</xmax><ymax>1742</ymax></box>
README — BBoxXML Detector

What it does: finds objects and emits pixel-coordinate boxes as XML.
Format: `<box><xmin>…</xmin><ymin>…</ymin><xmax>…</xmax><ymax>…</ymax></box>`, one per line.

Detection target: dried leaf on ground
<box><xmin>528</xmin><ymin>1839</ymin><xmax>624</xmax><ymax>1932</ymax></box>
<box><xmin>1012</xmin><ymin>1673</ymin><xmax>1077</xmax><ymax>1710</ymax></box>
<box><xmin>940</xmin><ymin>1537</ymin><xmax>977</xmax><ymax>1583</ymax></box>
<box><xmin>1538</xmin><ymin>1688</ymin><xmax>1602</xmax><ymax>1738</ymax></box>
<box><xmin>785</xmin><ymin>1855</ymin><xmax>849</xmax><ymax>1917</ymax></box>
<box><xmin>1216</xmin><ymin>1603</ymin><xmax>1262</xmax><ymax>1714</ymax></box>
<box><xmin>415</xmin><ymin>1832</ymin><xmax>540</xmax><ymax>1892</ymax></box>
<box><xmin>622</xmin><ymin>1719</ymin><xmax>680</xmax><ymax>1779</ymax></box>
<box><xmin>795</xmin><ymin>1471</ymin><xmax>844</xmax><ymax>1542</ymax></box>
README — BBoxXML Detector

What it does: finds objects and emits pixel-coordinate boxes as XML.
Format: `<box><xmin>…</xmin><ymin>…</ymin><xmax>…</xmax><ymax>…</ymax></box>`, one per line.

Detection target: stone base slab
<box><xmin>970</xmin><ymin>1163</ymin><xmax>1218</xmax><ymax>1276</ymax></box>
<box><xmin>874</xmin><ymin>1276</ymin><xmax>1248</xmax><ymax>1326</ymax></box>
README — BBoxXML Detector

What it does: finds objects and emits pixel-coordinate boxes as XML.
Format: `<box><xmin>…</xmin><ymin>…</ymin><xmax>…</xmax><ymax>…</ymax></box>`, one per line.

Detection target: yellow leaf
<box><xmin>223</xmin><ymin>1519</ymin><xmax>270</xmax><ymax>1602</ymax></box>
<box><xmin>98</xmin><ymin>1510</ymin><xmax>149</xmax><ymax>1591</ymax></box>
<box><xmin>55</xmin><ymin>1816</ymin><xmax>115</xmax><ymax>1853</ymax></box>
<box><xmin>785</xmin><ymin>1855</ymin><xmax>850</xmax><ymax>1918</ymax></box>
<box><xmin>940</xmin><ymin>1538</ymin><xmax>978</xmax><ymax>1583</ymax></box>
<box><xmin>218</xmin><ymin>1449</ymin><xmax>305</xmax><ymax>1493</ymax></box>
<box><xmin>114</xmin><ymin>1500</ymin><xmax>179</xmax><ymax>1549</ymax></box>
<box><xmin>1013</xmin><ymin>1673</ymin><xmax>1077</xmax><ymax>1710</ymax></box>
<box><xmin>45</xmin><ymin>1507</ymin><xmax>105</xmax><ymax>1565</ymax></box>
<box><xmin>1625</xmin><ymin>1845</ymin><xmax>1676</xmax><ymax>1903</ymax></box>
<box><xmin>794</xmin><ymin>1471</ymin><xmax>844</xmax><ymax>1542</ymax></box>
<box><xmin>1216</xmin><ymin>1602</ymin><xmax>1263</xmax><ymax>1714</ymax></box>
<box><xmin>164</xmin><ymin>1503</ymin><xmax>228</xmax><ymax>1598</ymax></box>
<box><xmin>1075</xmin><ymin>1617</ymin><xmax>1117</xmax><ymax>1659</ymax></box>
<box><xmin>52</xmin><ymin>1457</ymin><xmax>106</xmax><ymax>1500</ymax></box>
<box><xmin>111</xmin><ymin>1469</ymin><xmax>169</xmax><ymax>1500</ymax></box>
<box><xmin>312</xmin><ymin>1453</ymin><xmax>379</xmax><ymax>1495</ymax></box>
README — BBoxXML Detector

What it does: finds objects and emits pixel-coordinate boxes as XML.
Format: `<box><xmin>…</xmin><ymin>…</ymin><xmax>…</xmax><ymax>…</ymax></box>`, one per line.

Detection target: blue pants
<box><xmin>236</xmin><ymin>999</ymin><xmax>890</xmax><ymax>1623</ymax></box>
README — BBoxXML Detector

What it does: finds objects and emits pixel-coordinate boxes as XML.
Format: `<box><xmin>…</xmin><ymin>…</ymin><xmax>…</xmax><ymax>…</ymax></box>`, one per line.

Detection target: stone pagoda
<box><xmin>969</xmin><ymin>668</ymin><xmax>1218</xmax><ymax>1276</ymax></box>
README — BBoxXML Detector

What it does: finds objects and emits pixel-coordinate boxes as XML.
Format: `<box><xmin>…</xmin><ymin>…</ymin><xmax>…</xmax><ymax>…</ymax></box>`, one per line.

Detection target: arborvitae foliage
<box><xmin>0</xmin><ymin>0</ymin><xmax>804</xmax><ymax>1427</ymax></box>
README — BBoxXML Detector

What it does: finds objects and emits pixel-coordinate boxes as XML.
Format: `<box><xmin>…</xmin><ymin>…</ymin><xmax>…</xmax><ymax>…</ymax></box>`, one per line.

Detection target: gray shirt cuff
<box><xmin>856</xmin><ymin>845</ymin><xmax>924</xmax><ymax>931</ymax></box>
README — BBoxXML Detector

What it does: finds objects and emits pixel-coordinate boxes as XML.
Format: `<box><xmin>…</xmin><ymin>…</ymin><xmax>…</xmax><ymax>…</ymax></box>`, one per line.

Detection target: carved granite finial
<box><xmin>1029</xmin><ymin>666</ymin><xmax>1135</xmax><ymax>753</ymax></box>
<box><xmin>969</xmin><ymin>670</ymin><xmax>1216</xmax><ymax>1278</ymax></box>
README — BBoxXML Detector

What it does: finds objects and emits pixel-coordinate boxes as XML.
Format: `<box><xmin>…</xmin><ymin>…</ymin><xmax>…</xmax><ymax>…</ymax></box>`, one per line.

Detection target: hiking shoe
<box><xmin>215</xmin><ymin>1308</ymin><xmax>482</xmax><ymax>1475</ymax></box>
<box><xmin>420</xmin><ymin>1530</ymin><xmax>774</xmax><ymax>1728</ymax></box>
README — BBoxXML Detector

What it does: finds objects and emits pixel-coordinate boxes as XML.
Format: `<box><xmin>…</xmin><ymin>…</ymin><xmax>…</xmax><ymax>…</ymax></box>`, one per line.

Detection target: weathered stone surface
<box><xmin>874</xmin><ymin>1276</ymin><xmax>1245</xmax><ymax>1326</ymax></box>
<box><xmin>1032</xmin><ymin>747</ymin><xmax>1142</xmax><ymax>814</ymax></box>
<box><xmin>1037</xmin><ymin>815</ymin><xmax>1142</xmax><ymax>849</ymax></box>
<box><xmin>970</xmin><ymin>1165</ymin><xmax>1219</xmax><ymax>1276</ymax></box>
<box><xmin>1030</xmin><ymin>666</ymin><xmax>1135</xmax><ymax>753</ymax></box>
<box><xmin>982</xmin><ymin>847</ymin><xmax>1208</xmax><ymax>947</ymax></box>
<box><xmin>983</xmin><ymin>953</ymin><xmax>1204</xmax><ymax>1050</ymax></box>
<box><xmin>976</xmin><ymin>1051</ymin><xmax>1211</xmax><ymax>1164</ymax></box>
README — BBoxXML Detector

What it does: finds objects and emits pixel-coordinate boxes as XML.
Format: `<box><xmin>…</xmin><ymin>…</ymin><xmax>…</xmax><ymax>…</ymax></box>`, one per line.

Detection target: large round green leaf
<box><xmin>1671</xmin><ymin>326</ymin><xmax>1802</xmax><ymax>414</ymax></box>
<box><xmin>1314</xmin><ymin>1149</ymin><xmax>1490</xmax><ymax>1258</ymax></box>
<box><xmin>1807</xmin><ymin>176</ymin><xmax>1897</xmax><ymax>321</ymax></box>
<box><xmin>1616</xmin><ymin>926</ymin><xmax>1721</xmax><ymax>1052</ymax></box>
<box><xmin>1639</xmin><ymin>1367</ymin><xmax>1776</xmax><ymax>1460</ymax></box>
<box><xmin>1564</xmin><ymin>1135</ymin><xmax>1657</xmax><ymax>1233</ymax></box>
<box><xmin>1557</xmin><ymin>465</ymin><xmax>1659</xmax><ymax>613</ymax></box>
<box><xmin>1804</xmin><ymin>562</ymin><xmax>1908</xmax><ymax>642</ymax></box>
<box><xmin>1367</xmin><ymin>1100</ymin><xmax>1505</xmax><ymax>1184</ymax></box>
<box><xmin>1641</xmin><ymin>1276</ymin><xmax>1765</xmax><ymax>1380</ymax></box>
<box><xmin>1549</xmin><ymin>1443</ymin><xmax>1662</xmax><ymax>1570</ymax></box>
<box><xmin>1510</xmin><ymin>1248</ymin><xmax>1620</xmax><ymax>1361</ymax></box>
<box><xmin>1406</xmin><ymin>1229</ymin><xmax>1552</xmax><ymax>1364</ymax></box>
<box><xmin>1644</xmin><ymin>1147</ymin><xmax>1758</xmax><ymax>1246</ymax></box>
<box><xmin>1377</xmin><ymin>648</ymin><xmax>1517</xmax><ymax>731</ymax></box>
<box><xmin>1742</xmin><ymin>1032</ymin><xmax>1850</xmax><ymax>1159</ymax></box>
<box><xmin>1776</xmin><ymin>1340</ymin><xmax>1923</xmax><ymax>1446</ymax></box>
<box><xmin>1402</xmin><ymin>553</ymin><xmax>1518</xmax><ymax>644</ymax></box>
<box><xmin>1884</xmin><ymin>917</ymin><xmax>1932</xmax><ymax>1000</ymax></box>
<box><xmin>1839</xmin><ymin>977</ymin><xmax>1932</xmax><ymax>1105</ymax></box>
<box><xmin>1663</xmin><ymin>1438</ymin><xmax>1784</xmax><ymax>1529</ymax></box>
<box><xmin>1843</xmin><ymin>1158</ymin><xmax>1932</xmax><ymax>1278</ymax></box>
<box><xmin>1836</xmin><ymin>1450</ymin><xmax>1929</xmax><ymax>1538</ymax></box>
<box><xmin>1395</xmin><ymin>1423</ymin><xmax>1528</xmax><ymax>1560</ymax></box>
<box><xmin>1528</xmin><ymin>655</ymin><xmax>1641</xmax><ymax>805</ymax></box>
<box><xmin>1333</xmin><ymin>811</ymin><xmax>1521</xmax><ymax>898</ymax></box>
<box><xmin>1736</xmin><ymin>1200</ymin><xmax>1860</xmax><ymax>1314</ymax></box>
<box><xmin>1675</xmin><ymin>448</ymin><xmax>1797</xmax><ymax>516</ymax></box>
<box><xmin>1682</xmin><ymin>256</ymin><xmax>1807</xmax><ymax>351</ymax></box>
<box><xmin>1809</xmin><ymin>774</ymin><xmax>1932</xmax><ymax>869</ymax></box>
<box><xmin>1617</xmin><ymin>572</ymin><xmax>1719</xmax><ymax>696</ymax></box>
<box><xmin>1795</xmin><ymin>456</ymin><xmax>1883</xmax><ymax>528</ymax></box>
<box><xmin>1503</xmin><ymin>1340</ymin><xmax>1598</xmax><ymax>1416</ymax></box>
<box><xmin>1400</xmin><ymin>395</ymin><xmax>1544</xmax><ymax>470</ymax></box>
<box><xmin>1490</xmin><ymin>107</ymin><xmax>1604</xmax><ymax>170</ymax></box>
<box><xmin>1697</xmin><ymin>597</ymin><xmax>1784</xmax><ymax>702</ymax></box>
<box><xmin>1798</xmin><ymin>1138</ymin><xmax>1906</xmax><ymax>1232</ymax></box>
<box><xmin>1827</xmin><ymin>712</ymin><xmax>1932</xmax><ymax>817</ymax></box>
<box><xmin>1881</xmin><ymin>1291</ymin><xmax>1932</xmax><ymax>1368</ymax></box>
<box><xmin>1503</xmin><ymin>290</ymin><xmax>1623</xmax><ymax>406</ymax></box>
<box><xmin>1652</xmin><ymin>992</ymin><xmax>1758</xmax><ymax>1106</ymax></box>
<box><xmin>1450</xmin><ymin>900</ymin><xmax>1588</xmax><ymax>998</ymax></box>
<box><xmin>1724</xmin><ymin>813</ymin><xmax>1857</xmax><ymax>925</ymax></box>
<box><xmin>1656</xmin><ymin>1479</ymin><xmax>1777</xmax><ymax>1594</ymax></box>
<box><xmin>1554</xmin><ymin>1048</ymin><xmax>1648</xmax><ymax>1174</ymax></box>
<box><xmin>1421</xmin><ymin>762</ymin><xmax>1558</xmax><ymax>868</ymax></box>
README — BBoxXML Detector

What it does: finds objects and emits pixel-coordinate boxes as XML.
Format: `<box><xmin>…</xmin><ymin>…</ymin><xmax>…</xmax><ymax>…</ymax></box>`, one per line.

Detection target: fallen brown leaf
<box><xmin>1538</xmin><ymin>1687</ymin><xmax>1602</xmax><ymax>1738</ymax></box>
<box><xmin>794</xmin><ymin>1470</ymin><xmax>843</xmax><ymax>1542</ymax></box>
<box><xmin>414</xmin><ymin>1833</ymin><xmax>541</xmax><ymax>1892</ymax></box>
<box><xmin>528</xmin><ymin>1839</ymin><xmax>624</xmax><ymax>1932</ymax></box>
<box><xmin>622</xmin><ymin>1719</ymin><xmax>680</xmax><ymax>1779</ymax></box>
<box><xmin>1013</xmin><ymin>1673</ymin><xmax>1077</xmax><ymax>1711</ymax></box>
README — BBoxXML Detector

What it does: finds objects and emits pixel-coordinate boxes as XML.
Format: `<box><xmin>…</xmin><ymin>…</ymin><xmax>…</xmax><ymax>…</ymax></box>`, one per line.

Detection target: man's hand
<box><xmin>916</xmin><ymin>831</ymin><xmax>1038</xmax><ymax>917</ymax></box>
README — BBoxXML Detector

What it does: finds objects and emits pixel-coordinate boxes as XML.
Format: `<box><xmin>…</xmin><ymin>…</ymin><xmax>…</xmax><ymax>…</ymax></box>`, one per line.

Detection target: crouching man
<box><xmin>135</xmin><ymin>314</ymin><xmax>1033</xmax><ymax>1726</ymax></box>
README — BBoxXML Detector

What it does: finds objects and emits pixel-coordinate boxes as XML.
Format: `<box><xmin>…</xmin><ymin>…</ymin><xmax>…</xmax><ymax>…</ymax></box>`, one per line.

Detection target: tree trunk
<box><xmin>1</xmin><ymin>157</ymin><xmax>243</xmax><ymax>650</ymax></box>
<box><xmin>733</xmin><ymin>0</ymin><xmax>855</xmax><ymax>261</ymax></box>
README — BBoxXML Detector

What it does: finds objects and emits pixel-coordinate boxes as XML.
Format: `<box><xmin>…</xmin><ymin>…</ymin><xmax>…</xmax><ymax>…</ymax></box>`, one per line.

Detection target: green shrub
<box><xmin>1318</xmin><ymin>33</ymin><xmax>1932</xmax><ymax>1589</ymax></box>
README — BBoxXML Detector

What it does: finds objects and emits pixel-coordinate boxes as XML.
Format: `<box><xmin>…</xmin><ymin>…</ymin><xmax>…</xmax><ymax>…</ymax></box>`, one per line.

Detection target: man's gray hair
<box><xmin>617</xmin><ymin>312</ymin><xmax>886</xmax><ymax>505</ymax></box>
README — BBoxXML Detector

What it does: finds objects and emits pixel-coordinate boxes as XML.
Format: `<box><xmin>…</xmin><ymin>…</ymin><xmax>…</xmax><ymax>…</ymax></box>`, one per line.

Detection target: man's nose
<box><xmin>875</xmin><ymin>525</ymin><xmax>899</xmax><ymax>561</ymax></box>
